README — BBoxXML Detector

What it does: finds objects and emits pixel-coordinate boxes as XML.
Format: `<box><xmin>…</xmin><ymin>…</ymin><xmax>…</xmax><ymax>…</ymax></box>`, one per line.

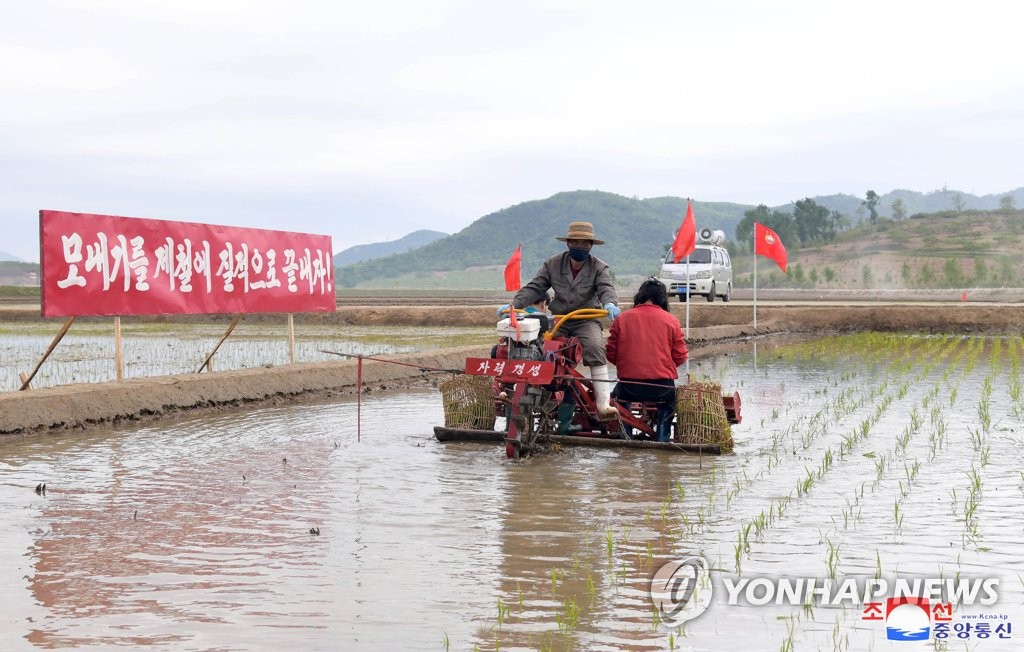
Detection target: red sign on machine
<box><xmin>39</xmin><ymin>210</ymin><xmax>335</xmax><ymax>317</ymax></box>
<box><xmin>465</xmin><ymin>358</ymin><xmax>555</xmax><ymax>384</ymax></box>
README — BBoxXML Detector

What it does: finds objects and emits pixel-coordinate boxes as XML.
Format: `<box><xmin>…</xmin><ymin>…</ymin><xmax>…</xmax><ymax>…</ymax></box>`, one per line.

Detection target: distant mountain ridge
<box><xmin>335</xmin><ymin>187</ymin><xmax>1023</xmax><ymax>288</ymax></box>
<box><xmin>0</xmin><ymin>250</ymin><xmax>21</xmax><ymax>262</ymax></box>
<box><xmin>335</xmin><ymin>191</ymin><xmax>749</xmax><ymax>287</ymax></box>
<box><xmin>332</xmin><ymin>230</ymin><xmax>448</xmax><ymax>266</ymax></box>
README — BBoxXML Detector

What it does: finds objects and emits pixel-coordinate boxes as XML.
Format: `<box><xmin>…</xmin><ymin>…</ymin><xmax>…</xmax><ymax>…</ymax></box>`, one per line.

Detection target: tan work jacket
<box><xmin>512</xmin><ymin>252</ymin><xmax>618</xmax><ymax>315</ymax></box>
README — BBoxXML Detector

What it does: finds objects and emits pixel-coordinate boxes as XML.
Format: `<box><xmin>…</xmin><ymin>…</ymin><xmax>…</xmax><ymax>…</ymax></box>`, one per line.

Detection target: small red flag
<box><xmin>507</xmin><ymin>303</ymin><xmax>521</xmax><ymax>340</ymax></box>
<box><xmin>672</xmin><ymin>201</ymin><xmax>697</xmax><ymax>263</ymax></box>
<box><xmin>504</xmin><ymin>244</ymin><xmax>522</xmax><ymax>291</ymax></box>
<box><xmin>754</xmin><ymin>222</ymin><xmax>787</xmax><ymax>273</ymax></box>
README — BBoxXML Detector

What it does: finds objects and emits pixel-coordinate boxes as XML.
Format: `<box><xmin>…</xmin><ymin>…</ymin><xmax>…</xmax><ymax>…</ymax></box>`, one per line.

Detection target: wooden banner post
<box><xmin>114</xmin><ymin>316</ymin><xmax>124</xmax><ymax>380</ymax></box>
<box><xmin>288</xmin><ymin>313</ymin><xmax>296</xmax><ymax>364</ymax></box>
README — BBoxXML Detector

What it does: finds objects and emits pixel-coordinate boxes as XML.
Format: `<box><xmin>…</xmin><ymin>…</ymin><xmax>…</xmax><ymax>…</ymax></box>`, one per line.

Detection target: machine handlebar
<box><xmin>546</xmin><ymin>308</ymin><xmax>609</xmax><ymax>339</ymax></box>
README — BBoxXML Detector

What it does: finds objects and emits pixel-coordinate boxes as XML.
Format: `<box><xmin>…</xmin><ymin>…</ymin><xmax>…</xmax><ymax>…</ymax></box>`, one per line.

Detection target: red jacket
<box><xmin>606</xmin><ymin>303</ymin><xmax>688</xmax><ymax>380</ymax></box>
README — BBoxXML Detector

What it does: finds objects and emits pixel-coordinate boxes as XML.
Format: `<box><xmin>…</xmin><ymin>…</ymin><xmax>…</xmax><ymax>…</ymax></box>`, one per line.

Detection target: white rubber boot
<box><xmin>590</xmin><ymin>365</ymin><xmax>618</xmax><ymax>420</ymax></box>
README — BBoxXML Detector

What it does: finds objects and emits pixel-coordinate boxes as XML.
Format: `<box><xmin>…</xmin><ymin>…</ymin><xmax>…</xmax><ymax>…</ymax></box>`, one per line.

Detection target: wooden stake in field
<box><xmin>197</xmin><ymin>315</ymin><xmax>243</xmax><ymax>373</ymax></box>
<box><xmin>20</xmin><ymin>316</ymin><xmax>76</xmax><ymax>391</ymax></box>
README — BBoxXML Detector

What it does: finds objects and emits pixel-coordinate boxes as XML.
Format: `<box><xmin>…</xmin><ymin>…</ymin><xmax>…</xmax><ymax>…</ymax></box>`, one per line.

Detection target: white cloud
<box><xmin>1</xmin><ymin>0</ymin><xmax>1022</xmax><ymax>261</ymax></box>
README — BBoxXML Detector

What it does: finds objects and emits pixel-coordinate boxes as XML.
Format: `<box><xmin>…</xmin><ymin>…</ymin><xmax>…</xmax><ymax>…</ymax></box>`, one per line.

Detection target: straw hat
<box><xmin>555</xmin><ymin>221</ymin><xmax>605</xmax><ymax>245</ymax></box>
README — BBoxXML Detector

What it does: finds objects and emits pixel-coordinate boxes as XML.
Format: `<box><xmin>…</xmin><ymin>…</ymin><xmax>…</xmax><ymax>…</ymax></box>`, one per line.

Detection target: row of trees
<box><xmin>735</xmin><ymin>191</ymin><xmax>1019</xmax><ymax>250</ymax></box>
<box><xmin>734</xmin><ymin>199</ymin><xmax>847</xmax><ymax>249</ymax></box>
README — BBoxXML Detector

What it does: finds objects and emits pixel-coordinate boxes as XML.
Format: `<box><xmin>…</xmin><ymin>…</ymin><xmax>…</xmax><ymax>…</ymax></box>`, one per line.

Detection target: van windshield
<box><xmin>665</xmin><ymin>248</ymin><xmax>712</xmax><ymax>264</ymax></box>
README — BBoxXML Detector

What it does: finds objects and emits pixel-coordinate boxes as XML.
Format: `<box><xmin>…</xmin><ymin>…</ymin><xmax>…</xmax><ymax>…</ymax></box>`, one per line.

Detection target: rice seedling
<box><xmin>555</xmin><ymin>597</ymin><xmax>580</xmax><ymax>633</ymax></box>
<box><xmin>779</xmin><ymin>616</ymin><xmax>797</xmax><ymax>652</ymax></box>
<box><xmin>967</xmin><ymin>466</ymin><xmax>982</xmax><ymax>493</ymax></box>
<box><xmin>825</xmin><ymin>538</ymin><xmax>840</xmax><ymax>579</ymax></box>
<box><xmin>674</xmin><ymin>481</ymin><xmax>686</xmax><ymax>502</ymax></box>
<box><xmin>496</xmin><ymin>596</ymin><xmax>509</xmax><ymax>628</ymax></box>
<box><xmin>734</xmin><ymin>531</ymin><xmax>743</xmax><ymax>574</ymax></box>
<box><xmin>893</xmin><ymin>499</ymin><xmax>904</xmax><ymax>533</ymax></box>
<box><xmin>874</xmin><ymin>457</ymin><xmax>885</xmax><ymax>482</ymax></box>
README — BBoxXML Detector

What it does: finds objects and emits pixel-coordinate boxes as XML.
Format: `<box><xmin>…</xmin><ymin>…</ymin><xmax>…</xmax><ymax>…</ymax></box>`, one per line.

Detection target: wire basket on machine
<box><xmin>439</xmin><ymin>375</ymin><xmax>497</xmax><ymax>430</ymax></box>
<box><xmin>675</xmin><ymin>379</ymin><xmax>734</xmax><ymax>452</ymax></box>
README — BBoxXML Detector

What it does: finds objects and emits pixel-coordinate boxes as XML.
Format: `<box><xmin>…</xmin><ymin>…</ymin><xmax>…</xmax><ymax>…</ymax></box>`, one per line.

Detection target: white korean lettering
<box><xmin>56</xmin><ymin>233</ymin><xmax>87</xmax><ymax>289</ymax></box>
<box><xmin>282</xmin><ymin>248</ymin><xmax>299</xmax><ymax>292</ymax></box>
<box><xmin>154</xmin><ymin>237</ymin><xmax>177</xmax><ymax>291</ymax></box>
<box><xmin>174</xmin><ymin>240</ymin><xmax>195</xmax><ymax>292</ymax></box>
<box><xmin>84</xmin><ymin>232</ymin><xmax>124</xmax><ymax>291</ymax></box>
<box><xmin>248</xmin><ymin>248</ymin><xmax>265</xmax><ymax>289</ymax></box>
<box><xmin>193</xmin><ymin>240</ymin><xmax>212</xmax><ymax>293</ymax></box>
<box><xmin>216</xmin><ymin>243</ymin><xmax>237</xmax><ymax>292</ymax></box>
<box><xmin>233</xmin><ymin>243</ymin><xmax>250</xmax><ymax>293</ymax></box>
<box><xmin>311</xmin><ymin>248</ymin><xmax>329</xmax><ymax>294</ymax></box>
<box><xmin>128</xmin><ymin>236</ymin><xmax>150</xmax><ymax>291</ymax></box>
<box><xmin>255</xmin><ymin>249</ymin><xmax>281</xmax><ymax>289</ymax></box>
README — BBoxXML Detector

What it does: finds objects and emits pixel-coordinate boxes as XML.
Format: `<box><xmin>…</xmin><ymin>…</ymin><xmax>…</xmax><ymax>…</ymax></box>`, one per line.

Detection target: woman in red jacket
<box><xmin>606</xmin><ymin>278</ymin><xmax>688</xmax><ymax>441</ymax></box>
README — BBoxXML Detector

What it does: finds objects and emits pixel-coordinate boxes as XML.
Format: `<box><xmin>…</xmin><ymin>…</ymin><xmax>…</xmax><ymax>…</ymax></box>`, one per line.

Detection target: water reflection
<box><xmin>2</xmin><ymin>334</ymin><xmax>1024</xmax><ymax>650</ymax></box>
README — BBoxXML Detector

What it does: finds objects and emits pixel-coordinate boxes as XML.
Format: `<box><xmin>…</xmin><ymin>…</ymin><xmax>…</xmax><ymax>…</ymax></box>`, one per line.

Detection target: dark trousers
<box><xmin>612</xmin><ymin>379</ymin><xmax>676</xmax><ymax>441</ymax></box>
<box><xmin>612</xmin><ymin>379</ymin><xmax>676</xmax><ymax>406</ymax></box>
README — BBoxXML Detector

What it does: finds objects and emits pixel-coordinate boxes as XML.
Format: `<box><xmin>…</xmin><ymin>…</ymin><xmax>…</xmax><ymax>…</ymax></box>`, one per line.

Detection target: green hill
<box><xmin>335</xmin><ymin>191</ymin><xmax>748</xmax><ymax>288</ymax></box>
<box><xmin>336</xmin><ymin>188</ymin><xmax>1024</xmax><ymax>290</ymax></box>
<box><xmin>739</xmin><ymin>209</ymin><xmax>1024</xmax><ymax>290</ymax></box>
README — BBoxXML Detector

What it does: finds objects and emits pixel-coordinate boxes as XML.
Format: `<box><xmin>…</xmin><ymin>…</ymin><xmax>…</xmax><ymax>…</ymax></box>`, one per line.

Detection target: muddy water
<box><xmin>2</xmin><ymin>334</ymin><xmax>1024</xmax><ymax>651</ymax></box>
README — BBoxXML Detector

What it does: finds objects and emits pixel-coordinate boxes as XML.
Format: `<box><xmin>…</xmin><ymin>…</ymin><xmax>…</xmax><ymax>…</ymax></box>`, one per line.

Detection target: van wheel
<box><xmin>723</xmin><ymin>284</ymin><xmax>732</xmax><ymax>302</ymax></box>
<box><xmin>706</xmin><ymin>282</ymin><xmax>715</xmax><ymax>302</ymax></box>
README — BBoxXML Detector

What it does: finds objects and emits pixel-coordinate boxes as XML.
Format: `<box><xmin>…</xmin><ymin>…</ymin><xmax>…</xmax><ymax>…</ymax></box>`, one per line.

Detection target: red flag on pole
<box><xmin>754</xmin><ymin>222</ymin><xmax>788</xmax><ymax>273</ymax></box>
<box><xmin>507</xmin><ymin>304</ymin><xmax>521</xmax><ymax>340</ymax></box>
<box><xmin>504</xmin><ymin>244</ymin><xmax>522</xmax><ymax>291</ymax></box>
<box><xmin>672</xmin><ymin>201</ymin><xmax>697</xmax><ymax>263</ymax></box>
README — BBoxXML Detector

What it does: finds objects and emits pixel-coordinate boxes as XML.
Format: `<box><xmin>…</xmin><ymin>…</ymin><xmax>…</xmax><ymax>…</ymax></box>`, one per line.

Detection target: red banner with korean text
<box><xmin>464</xmin><ymin>357</ymin><xmax>555</xmax><ymax>384</ymax></box>
<box><xmin>40</xmin><ymin>210</ymin><xmax>336</xmax><ymax>317</ymax></box>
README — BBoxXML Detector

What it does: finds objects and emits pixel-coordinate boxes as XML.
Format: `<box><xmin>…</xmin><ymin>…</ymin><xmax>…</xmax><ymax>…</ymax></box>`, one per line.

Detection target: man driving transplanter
<box><xmin>499</xmin><ymin>221</ymin><xmax>621</xmax><ymax>419</ymax></box>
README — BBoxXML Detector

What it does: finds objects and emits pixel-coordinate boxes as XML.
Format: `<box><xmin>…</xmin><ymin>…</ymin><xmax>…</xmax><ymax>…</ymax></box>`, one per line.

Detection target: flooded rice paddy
<box><xmin>2</xmin><ymin>333</ymin><xmax>1024</xmax><ymax>650</ymax></box>
<box><xmin>0</xmin><ymin>321</ymin><xmax>493</xmax><ymax>390</ymax></box>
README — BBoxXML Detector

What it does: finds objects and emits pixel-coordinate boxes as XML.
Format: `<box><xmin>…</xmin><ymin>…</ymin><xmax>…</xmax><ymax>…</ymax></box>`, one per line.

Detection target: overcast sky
<box><xmin>2</xmin><ymin>0</ymin><xmax>1022</xmax><ymax>262</ymax></box>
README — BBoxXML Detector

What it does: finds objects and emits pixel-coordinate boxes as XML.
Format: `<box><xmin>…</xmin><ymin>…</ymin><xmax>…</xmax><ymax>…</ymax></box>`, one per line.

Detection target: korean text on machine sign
<box><xmin>464</xmin><ymin>358</ymin><xmax>555</xmax><ymax>384</ymax></box>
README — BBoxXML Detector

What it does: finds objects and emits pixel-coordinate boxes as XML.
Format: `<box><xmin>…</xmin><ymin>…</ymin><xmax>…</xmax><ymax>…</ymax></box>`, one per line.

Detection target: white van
<box><xmin>658</xmin><ymin>229</ymin><xmax>733</xmax><ymax>302</ymax></box>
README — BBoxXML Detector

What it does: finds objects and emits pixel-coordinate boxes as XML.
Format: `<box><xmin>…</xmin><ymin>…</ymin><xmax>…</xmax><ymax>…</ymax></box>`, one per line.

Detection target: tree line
<box><xmin>734</xmin><ymin>191</ymin><xmax>1018</xmax><ymax>251</ymax></box>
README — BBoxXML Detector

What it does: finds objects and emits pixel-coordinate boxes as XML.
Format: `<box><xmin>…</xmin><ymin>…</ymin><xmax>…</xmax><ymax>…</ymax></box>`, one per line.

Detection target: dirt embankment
<box><xmin>2</xmin><ymin>302</ymin><xmax>1022</xmax><ymax>437</ymax></box>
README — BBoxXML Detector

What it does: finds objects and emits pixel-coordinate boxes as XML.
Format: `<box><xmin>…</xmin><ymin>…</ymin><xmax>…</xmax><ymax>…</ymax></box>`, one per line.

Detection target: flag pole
<box><xmin>685</xmin><ymin>256</ymin><xmax>691</xmax><ymax>337</ymax></box>
<box><xmin>685</xmin><ymin>254</ymin><xmax>691</xmax><ymax>376</ymax></box>
<box><xmin>684</xmin><ymin>198</ymin><xmax>692</xmax><ymax>376</ymax></box>
<box><xmin>753</xmin><ymin>230</ymin><xmax>758</xmax><ymax>330</ymax></box>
